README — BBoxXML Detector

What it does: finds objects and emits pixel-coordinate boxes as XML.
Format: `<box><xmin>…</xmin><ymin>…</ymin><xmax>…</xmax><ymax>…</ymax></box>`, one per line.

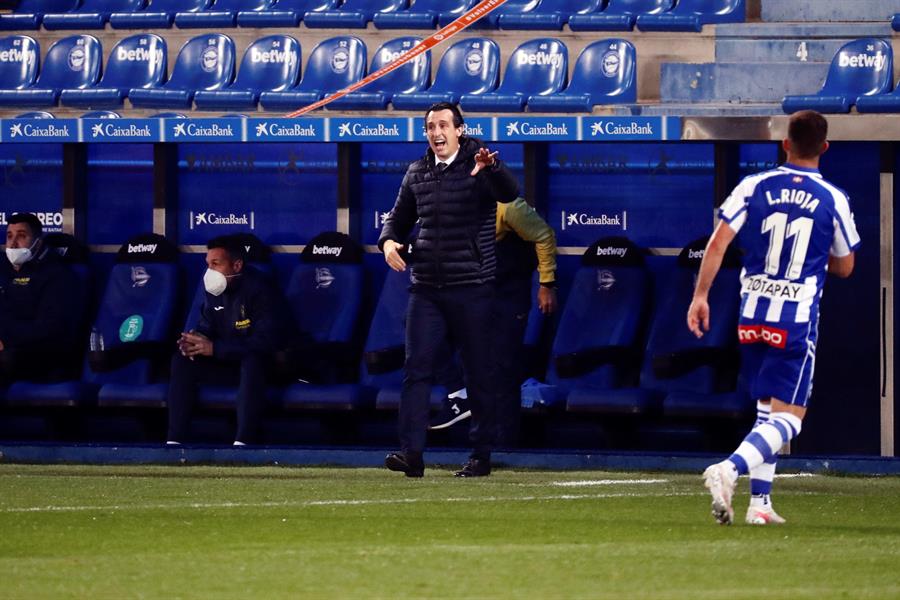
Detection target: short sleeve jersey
<box><xmin>718</xmin><ymin>163</ymin><xmax>861</xmax><ymax>328</ymax></box>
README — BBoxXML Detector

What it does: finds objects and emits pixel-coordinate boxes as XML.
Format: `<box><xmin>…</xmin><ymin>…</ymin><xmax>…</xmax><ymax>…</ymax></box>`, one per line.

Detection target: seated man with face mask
<box><xmin>0</xmin><ymin>212</ymin><xmax>79</xmax><ymax>383</ymax></box>
<box><xmin>166</xmin><ymin>235</ymin><xmax>288</xmax><ymax>446</ymax></box>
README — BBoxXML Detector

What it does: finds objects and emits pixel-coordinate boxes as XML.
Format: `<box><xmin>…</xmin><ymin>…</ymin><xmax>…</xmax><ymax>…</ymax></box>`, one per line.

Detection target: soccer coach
<box><xmin>378</xmin><ymin>102</ymin><xmax>520</xmax><ymax>478</ymax></box>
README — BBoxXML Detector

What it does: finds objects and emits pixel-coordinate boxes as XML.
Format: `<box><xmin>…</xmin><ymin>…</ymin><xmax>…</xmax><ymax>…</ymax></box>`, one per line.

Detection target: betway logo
<box><xmin>91</xmin><ymin>123</ymin><xmax>153</xmax><ymax>138</ymax></box>
<box><xmin>839</xmin><ymin>51</ymin><xmax>887</xmax><ymax>71</ymax></box>
<box><xmin>117</xmin><ymin>46</ymin><xmax>163</xmax><ymax>64</ymax></box>
<box><xmin>128</xmin><ymin>243</ymin><xmax>157</xmax><ymax>254</ymax></box>
<box><xmin>255</xmin><ymin>121</ymin><xmax>318</xmax><ymax>137</ymax></box>
<box><xmin>517</xmin><ymin>51</ymin><xmax>563</xmax><ymax>68</ymax></box>
<box><xmin>561</xmin><ymin>210</ymin><xmax>626</xmax><ymax>231</ymax></box>
<box><xmin>0</xmin><ymin>48</ymin><xmax>35</xmax><ymax>65</ymax></box>
<box><xmin>251</xmin><ymin>47</ymin><xmax>294</xmax><ymax>64</ymax></box>
<box><xmin>311</xmin><ymin>245</ymin><xmax>342</xmax><ymax>257</ymax></box>
<box><xmin>688</xmin><ymin>249</ymin><xmax>705</xmax><ymax>260</ymax></box>
<box><xmin>505</xmin><ymin>121</ymin><xmax>568</xmax><ymax>137</ymax></box>
<box><xmin>338</xmin><ymin>122</ymin><xmax>401</xmax><ymax>137</ymax></box>
<box><xmin>9</xmin><ymin>123</ymin><xmax>71</xmax><ymax>138</ymax></box>
<box><xmin>595</xmin><ymin>246</ymin><xmax>627</xmax><ymax>258</ymax></box>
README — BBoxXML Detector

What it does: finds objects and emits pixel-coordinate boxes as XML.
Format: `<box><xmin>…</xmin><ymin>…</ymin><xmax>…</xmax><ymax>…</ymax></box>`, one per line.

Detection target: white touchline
<box><xmin>551</xmin><ymin>479</ymin><xmax>669</xmax><ymax>487</ymax></box>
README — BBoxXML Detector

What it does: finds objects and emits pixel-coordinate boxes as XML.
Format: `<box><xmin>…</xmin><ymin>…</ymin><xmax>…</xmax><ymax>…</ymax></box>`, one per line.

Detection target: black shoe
<box><xmin>385</xmin><ymin>452</ymin><xmax>424</xmax><ymax>478</ymax></box>
<box><xmin>428</xmin><ymin>396</ymin><xmax>472</xmax><ymax>430</ymax></box>
<box><xmin>454</xmin><ymin>458</ymin><xmax>491</xmax><ymax>477</ymax></box>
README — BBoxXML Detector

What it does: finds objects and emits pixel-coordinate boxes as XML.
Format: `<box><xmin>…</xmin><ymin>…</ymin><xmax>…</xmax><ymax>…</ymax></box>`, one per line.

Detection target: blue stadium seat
<box><xmin>528</xmin><ymin>38</ymin><xmax>636</xmax><ymax>112</ymax></box>
<box><xmin>174</xmin><ymin>0</ymin><xmax>274</xmax><ymax>28</ymax></box>
<box><xmin>783</xmin><ymin>38</ymin><xmax>893</xmax><ymax>114</ymax></box>
<box><xmin>327</xmin><ymin>37</ymin><xmax>429</xmax><ymax>110</ymax></box>
<box><xmin>42</xmin><ymin>0</ymin><xmax>146</xmax><ymax>30</ymax></box>
<box><xmin>636</xmin><ymin>0</ymin><xmax>745</xmax><ymax>32</ymax></box>
<box><xmin>259</xmin><ymin>36</ymin><xmax>365</xmax><ymax>111</ymax></box>
<box><xmin>303</xmin><ymin>0</ymin><xmax>407</xmax><ymax>29</ymax></box>
<box><xmin>236</xmin><ymin>0</ymin><xmax>337</xmax><ymax>27</ymax></box>
<box><xmin>372</xmin><ymin>0</ymin><xmax>476</xmax><ymax>29</ymax></box>
<box><xmin>109</xmin><ymin>0</ymin><xmax>210</xmax><ymax>29</ymax></box>
<box><xmin>469</xmin><ymin>0</ymin><xmax>540</xmax><ymax>29</ymax></box>
<box><xmin>0</xmin><ymin>35</ymin><xmax>101</xmax><ymax>108</ymax></box>
<box><xmin>392</xmin><ymin>38</ymin><xmax>499</xmax><ymax>110</ymax></box>
<box><xmin>499</xmin><ymin>0</ymin><xmax>605</xmax><ymax>30</ymax></box>
<box><xmin>569</xmin><ymin>0</ymin><xmax>672</xmax><ymax>31</ymax></box>
<box><xmin>894</xmin><ymin>14</ymin><xmax>900</xmax><ymax>31</ymax></box>
<box><xmin>0</xmin><ymin>36</ymin><xmax>40</xmax><ymax>92</ymax></box>
<box><xmin>0</xmin><ymin>0</ymin><xmax>79</xmax><ymax>31</ymax></box>
<box><xmin>856</xmin><ymin>79</ymin><xmax>900</xmax><ymax>113</ymax></box>
<box><xmin>128</xmin><ymin>34</ymin><xmax>235</xmax><ymax>109</ymax></box>
<box><xmin>61</xmin><ymin>34</ymin><xmax>167</xmax><ymax>109</ymax></box>
<box><xmin>459</xmin><ymin>38</ymin><xmax>567</xmax><ymax>112</ymax></box>
<box><xmin>15</xmin><ymin>110</ymin><xmax>54</xmax><ymax>117</ymax></box>
<box><xmin>194</xmin><ymin>35</ymin><xmax>299</xmax><ymax>111</ymax></box>
<box><xmin>147</xmin><ymin>111</ymin><xmax>187</xmax><ymax>117</ymax></box>
<box><xmin>82</xmin><ymin>110</ymin><xmax>121</xmax><ymax>117</ymax></box>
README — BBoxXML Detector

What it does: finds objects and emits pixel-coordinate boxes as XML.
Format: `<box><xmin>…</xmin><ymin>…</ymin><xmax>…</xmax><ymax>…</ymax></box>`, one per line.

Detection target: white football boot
<box><xmin>702</xmin><ymin>462</ymin><xmax>737</xmax><ymax>525</ymax></box>
<box><xmin>745</xmin><ymin>504</ymin><xmax>786</xmax><ymax>525</ymax></box>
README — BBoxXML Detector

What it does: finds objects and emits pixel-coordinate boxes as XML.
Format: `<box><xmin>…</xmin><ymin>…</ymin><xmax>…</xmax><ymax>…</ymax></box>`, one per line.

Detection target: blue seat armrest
<box><xmin>109</xmin><ymin>11</ymin><xmax>175</xmax><ymax>28</ymax></box>
<box><xmin>174</xmin><ymin>11</ymin><xmax>237</xmax><ymax>28</ymax></box>
<box><xmin>391</xmin><ymin>91</ymin><xmax>458</xmax><ymax>110</ymax></box>
<box><xmin>60</xmin><ymin>88</ymin><xmax>127</xmax><ymax>108</ymax></box>
<box><xmin>236</xmin><ymin>10</ymin><xmax>301</xmax><ymax>27</ymax></box>
<box><xmin>0</xmin><ymin>89</ymin><xmax>60</xmax><ymax>107</ymax></box>
<box><xmin>460</xmin><ymin>92</ymin><xmax>526</xmax><ymax>112</ymax></box>
<box><xmin>527</xmin><ymin>93</ymin><xmax>592</xmax><ymax>113</ymax></box>
<box><xmin>327</xmin><ymin>91</ymin><xmax>390</xmax><ymax>110</ymax></box>
<box><xmin>372</xmin><ymin>11</ymin><xmax>437</xmax><ymax>29</ymax></box>
<box><xmin>128</xmin><ymin>88</ymin><xmax>194</xmax><ymax>108</ymax></box>
<box><xmin>303</xmin><ymin>10</ymin><xmax>369</xmax><ymax>28</ymax></box>
<box><xmin>194</xmin><ymin>89</ymin><xmax>260</xmax><ymax>110</ymax></box>
<box><xmin>568</xmin><ymin>14</ymin><xmax>635</xmax><ymax>31</ymax></box>
<box><xmin>0</xmin><ymin>14</ymin><xmax>43</xmax><ymax>30</ymax></box>
<box><xmin>498</xmin><ymin>13</ymin><xmax>565</xmax><ymax>30</ymax></box>
<box><xmin>259</xmin><ymin>90</ymin><xmax>323</xmax><ymax>110</ymax></box>
<box><xmin>41</xmin><ymin>13</ymin><xmax>110</xmax><ymax>30</ymax></box>
<box><xmin>782</xmin><ymin>94</ymin><xmax>852</xmax><ymax>114</ymax></box>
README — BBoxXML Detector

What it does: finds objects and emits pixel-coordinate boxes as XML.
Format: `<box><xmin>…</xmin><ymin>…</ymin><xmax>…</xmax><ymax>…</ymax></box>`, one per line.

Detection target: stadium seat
<box><xmin>459</xmin><ymin>38</ymin><xmax>567</xmax><ymax>112</ymax></box>
<box><xmin>372</xmin><ymin>0</ymin><xmax>476</xmax><ymax>29</ymax></box>
<box><xmin>82</xmin><ymin>110</ymin><xmax>121</xmax><ymax>117</ymax></box>
<box><xmin>528</xmin><ymin>38</ymin><xmax>636</xmax><ymax>112</ymax></box>
<box><xmin>782</xmin><ymin>38</ymin><xmax>893</xmax><ymax>114</ymax></box>
<box><xmin>0</xmin><ymin>0</ymin><xmax>78</xmax><ymax>31</ymax></box>
<box><xmin>894</xmin><ymin>14</ymin><xmax>900</xmax><ymax>31</ymax></box>
<box><xmin>636</xmin><ymin>0</ymin><xmax>745</xmax><ymax>32</ymax></box>
<box><xmin>0</xmin><ymin>35</ymin><xmax>101</xmax><ymax>108</ymax></box>
<box><xmin>391</xmin><ymin>38</ymin><xmax>499</xmax><ymax>110</ymax></box>
<box><xmin>61</xmin><ymin>34</ymin><xmax>167</xmax><ymax>109</ymax></box>
<box><xmin>0</xmin><ymin>36</ymin><xmax>40</xmax><ymax>92</ymax></box>
<box><xmin>327</xmin><ymin>37</ymin><xmax>429</xmax><ymax>110</ymax></box>
<box><xmin>856</xmin><ymin>79</ymin><xmax>900</xmax><ymax>113</ymax></box>
<box><xmin>469</xmin><ymin>0</ymin><xmax>540</xmax><ymax>29</ymax></box>
<box><xmin>303</xmin><ymin>0</ymin><xmax>407</xmax><ymax>29</ymax></box>
<box><xmin>41</xmin><ymin>0</ymin><xmax>146</xmax><ymax>30</ymax></box>
<box><xmin>109</xmin><ymin>0</ymin><xmax>210</xmax><ymax>29</ymax></box>
<box><xmin>174</xmin><ymin>0</ymin><xmax>274</xmax><ymax>28</ymax></box>
<box><xmin>14</xmin><ymin>110</ymin><xmax>54</xmax><ymax>117</ymax></box>
<box><xmin>128</xmin><ymin>34</ymin><xmax>235</xmax><ymax>109</ymax></box>
<box><xmin>236</xmin><ymin>0</ymin><xmax>337</xmax><ymax>27</ymax></box>
<box><xmin>147</xmin><ymin>111</ymin><xmax>187</xmax><ymax>117</ymax></box>
<box><xmin>500</xmin><ymin>0</ymin><xmax>604</xmax><ymax>30</ymax></box>
<box><xmin>194</xmin><ymin>35</ymin><xmax>299</xmax><ymax>111</ymax></box>
<box><xmin>569</xmin><ymin>0</ymin><xmax>673</xmax><ymax>31</ymax></box>
<box><xmin>259</xmin><ymin>36</ymin><xmax>365</xmax><ymax>111</ymax></box>
<box><xmin>280</xmin><ymin>232</ymin><xmax>373</xmax><ymax>411</ymax></box>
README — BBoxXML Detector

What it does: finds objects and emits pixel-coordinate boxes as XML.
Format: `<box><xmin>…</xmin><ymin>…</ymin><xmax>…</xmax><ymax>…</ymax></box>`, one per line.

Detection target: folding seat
<box><xmin>14</xmin><ymin>110</ymin><xmax>54</xmax><ymax>117</ymax></box>
<box><xmin>109</xmin><ymin>0</ymin><xmax>210</xmax><ymax>29</ymax></box>
<box><xmin>469</xmin><ymin>0</ymin><xmax>540</xmax><ymax>29</ymax></box>
<box><xmin>391</xmin><ymin>38</ymin><xmax>499</xmax><ymax>110</ymax></box>
<box><xmin>128</xmin><ymin>34</ymin><xmax>234</xmax><ymax>109</ymax></box>
<box><xmin>327</xmin><ymin>37</ymin><xmax>429</xmax><ymax>110</ymax></box>
<box><xmin>0</xmin><ymin>35</ymin><xmax>101</xmax><ymax>108</ymax></box>
<box><xmin>236</xmin><ymin>0</ymin><xmax>337</xmax><ymax>28</ymax></box>
<box><xmin>569</xmin><ymin>0</ymin><xmax>672</xmax><ymax>31</ymax></box>
<box><xmin>783</xmin><ymin>38</ymin><xmax>892</xmax><ymax>114</ymax></box>
<box><xmin>372</xmin><ymin>0</ymin><xmax>476</xmax><ymax>29</ymax></box>
<box><xmin>303</xmin><ymin>0</ymin><xmax>407</xmax><ymax>29</ymax></box>
<box><xmin>81</xmin><ymin>110</ymin><xmax>121</xmax><ymax>117</ymax></box>
<box><xmin>259</xmin><ymin>36</ymin><xmax>365</xmax><ymax>111</ymax></box>
<box><xmin>0</xmin><ymin>0</ymin><xmax>78</xmax><ymax>31</ymax></box>
<box><xmin>194</xmin><ymin>35</ymin><xmax>299</xmax><ymax>111</ymax></box>
<box><xmin>636</xmin><ymin>0</ymin><xmax>744</xmax><ymax>31</ymax></box>
<box><xmin>528</xmin><ymin>38</ymin><xmax>635</xmax><ymax>112</ymax></box>
<box><xmin>459</xmin><ymin>38</ymin><xmax>567</xmax><ymax>112</ymax></box>
<box><xmin>41</xmin><ymin>0</ymin><xmax>146</xmax><ymax>30</ymax></box>
<box><xmin>0</xmin><ymin>36</ymin><xmax>40</xmax><ymax>93</ymax></box>
<box><xmin>499</xmin><ymin>0</ymin><xmax>605</xmax><ymax>30</ymax></box>
<box><xmin>174</xmin><ymin>0</ymin><xmax>274</xmax><ymax>28</ymax></box>
<box><xmin>61</xmin><ymin>34</ymin><xmax>167</xmax><ymax>109</ymax></box>
<box><xmin>856</xmin><ymin>79</ymin><xmax>900</xmax><ymax>113</ymax></box>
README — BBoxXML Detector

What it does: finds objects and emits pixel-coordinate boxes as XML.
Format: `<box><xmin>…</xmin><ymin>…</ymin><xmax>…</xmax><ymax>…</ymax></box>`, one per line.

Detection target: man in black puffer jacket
<box><xmin>378</xmin><ymin>102</ymin><xmax>519</xmax><ymax>478</ymax></box>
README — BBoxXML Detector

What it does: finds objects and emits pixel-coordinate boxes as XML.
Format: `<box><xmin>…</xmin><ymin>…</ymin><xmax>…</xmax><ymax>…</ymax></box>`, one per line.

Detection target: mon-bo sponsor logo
<box><xmin>738</xmin><ymin>324</ymin><xmax>788</xmax><ymax>349</ymax></box>
<box><xmin>561</xmin><ymin>211</ymin><xmax>627</xmax><ymax>231</ymax></box>
<box><xmin>190</xmin><ymin>211</ymin><xmax>255</xmax><ymax>229</ymax></box>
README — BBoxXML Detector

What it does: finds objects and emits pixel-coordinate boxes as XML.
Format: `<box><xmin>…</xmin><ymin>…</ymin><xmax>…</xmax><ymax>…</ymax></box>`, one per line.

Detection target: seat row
<box><xmin>0</xmin><ymin>33</ymin><xmax>636</xmax><ymax>112</ymax></box>
<box><xmin>0</xmin><ymin>0</ymin><xmax>745</xmax><ymax>33</ymax></box>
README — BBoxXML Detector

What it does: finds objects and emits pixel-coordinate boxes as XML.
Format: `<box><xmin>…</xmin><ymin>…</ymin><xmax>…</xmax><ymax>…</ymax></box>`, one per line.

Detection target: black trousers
<box><xmin>401</xmin><ymin>283</ymin><xmax>496</xmax><ymax>460</ymax></box>
<box><xmin>492</xmin><ymin>280</ymin><xmax>531</xmax><ymax>447</ymax></box>
<box><xmin>166</xmin><ymin>352</ymin><xmax>268</xmax><ymax>443</ymax></box>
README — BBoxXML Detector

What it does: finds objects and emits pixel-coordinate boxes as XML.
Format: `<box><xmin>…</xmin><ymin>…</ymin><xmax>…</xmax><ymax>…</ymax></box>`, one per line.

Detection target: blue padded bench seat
<box><xmin>282</xmin><ymin>384</ymin><xmax>376</xmax><ymax>412</ymax></box>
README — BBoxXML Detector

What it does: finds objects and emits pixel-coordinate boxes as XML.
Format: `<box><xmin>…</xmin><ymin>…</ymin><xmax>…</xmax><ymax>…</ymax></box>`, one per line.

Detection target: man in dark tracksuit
<box><xmin>166</xmin><ymin>236</ymin><xmax>285</xmax><ymax>446</ymax></box>
<box><xmin>379</xmin><ymin>102</ymin><xmax>520</xmax><ymax>477</ymax></box>
<box><xmin>0</xmin><ymin>213</ymin><xmax>78</xmax><ymax>383</ymax></box>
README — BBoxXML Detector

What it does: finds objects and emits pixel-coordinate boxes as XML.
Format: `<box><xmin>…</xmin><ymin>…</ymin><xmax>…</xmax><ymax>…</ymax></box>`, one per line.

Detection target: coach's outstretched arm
<box><xmin>687</xmin><ymin>222</ymin><xmax>737</xmax><ymax>339</ymax></box>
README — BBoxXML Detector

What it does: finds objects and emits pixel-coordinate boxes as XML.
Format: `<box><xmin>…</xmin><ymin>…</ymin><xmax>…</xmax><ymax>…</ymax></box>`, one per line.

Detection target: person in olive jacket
<box><xmin>378</xmin><ymin>102</ymin><xmax>520</xmax><ymax>478</ymax></box>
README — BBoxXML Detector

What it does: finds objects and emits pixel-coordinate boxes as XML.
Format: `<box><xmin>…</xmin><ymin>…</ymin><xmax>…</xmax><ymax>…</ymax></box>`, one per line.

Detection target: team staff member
<box><xmin>379</xmin><ymin>102</ymin><xmax>520</xmax><ymax>478</ymax></box>
<box><xmin>166</xmin><ymin>236</ymin><xmax>287</xmax><ymax>446</ymax></box>
<box><xmin>0</xmin><ymin>212</ymin><xmax>78</xmax><ymax>382</ymax></box>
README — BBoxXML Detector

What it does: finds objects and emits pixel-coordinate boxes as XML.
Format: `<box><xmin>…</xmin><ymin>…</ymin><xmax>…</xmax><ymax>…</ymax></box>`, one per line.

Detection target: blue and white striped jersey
<box><xmin>719</xmin><ymin>163</ymin><xmax>861</xmax><ymax>328</ymax></box>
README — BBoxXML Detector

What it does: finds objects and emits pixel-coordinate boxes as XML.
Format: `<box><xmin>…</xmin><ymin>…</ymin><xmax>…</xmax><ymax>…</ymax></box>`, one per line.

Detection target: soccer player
<box><xmin>687</xmin><ymin>110</ymin><xmax>859</xmax><ymax>525</ymax></box>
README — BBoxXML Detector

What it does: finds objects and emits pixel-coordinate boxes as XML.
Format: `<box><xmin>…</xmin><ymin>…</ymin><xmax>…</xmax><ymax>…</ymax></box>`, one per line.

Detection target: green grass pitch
<box><xmin>1</xmin><ymin>464</ymin><xmax>899</xmax><ymax>599</ymax></box>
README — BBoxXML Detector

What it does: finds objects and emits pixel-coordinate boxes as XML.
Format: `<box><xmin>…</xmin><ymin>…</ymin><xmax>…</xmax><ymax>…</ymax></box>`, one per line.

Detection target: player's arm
<box><xmin>828</xmin><ymin>253</ymin><xmax>854</xmax><ymax>278</ymax></box>
<box><xmin>687</xmin><ymin>221</ymin><xmax>737</xmax><ymax>338</ymax></box>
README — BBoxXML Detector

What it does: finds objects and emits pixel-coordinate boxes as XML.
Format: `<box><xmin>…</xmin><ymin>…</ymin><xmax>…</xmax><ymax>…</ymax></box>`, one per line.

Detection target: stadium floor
<box><xmin>2</xmin><ymin>464</ymin><xmax>899</xmax><ymax>599</ymax></box>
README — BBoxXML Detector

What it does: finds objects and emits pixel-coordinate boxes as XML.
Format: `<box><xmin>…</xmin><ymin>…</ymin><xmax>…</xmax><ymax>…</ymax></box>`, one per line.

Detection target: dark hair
<box><xmin>788</xmin><ymin>110</ymin><xmax>828</xmax><ymax>159</ymax></box>
<box><xmin>425</xmin><ymin>102</ymin><xmax>464</xmax><ymax>128</ymax></box>
<box><xmin>8</xmin><ymin>212</ymin><xmax>42</xmax><ymax>238</ymax></box>
<box><xmin>207</xmin><ymin>235</ymin><xmax>247</xmax><ymax>263</ymax></box>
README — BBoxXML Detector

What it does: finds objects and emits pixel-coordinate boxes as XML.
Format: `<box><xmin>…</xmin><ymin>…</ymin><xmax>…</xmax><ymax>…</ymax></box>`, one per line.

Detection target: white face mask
<box><xmin>203</xmin><ymin>268</ymin><xmax>229</xmax><ymax>296</ymax></box>
<box><xmin>6</xmin><ymin>239</ymin><xmax>37</xmax><ymax>267</ymax></box>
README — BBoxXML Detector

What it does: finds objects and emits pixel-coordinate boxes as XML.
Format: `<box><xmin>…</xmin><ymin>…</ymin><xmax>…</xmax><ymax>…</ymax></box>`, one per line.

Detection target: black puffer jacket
<box><xmin>378</xmin><ymin>136</ymin><xmax>519</xmax><ymax>287</ymax></box>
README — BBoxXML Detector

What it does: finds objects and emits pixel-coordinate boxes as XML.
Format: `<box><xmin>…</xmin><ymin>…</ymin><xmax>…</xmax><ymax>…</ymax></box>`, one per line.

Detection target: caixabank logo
<box><xmin>165</xmin><ymin>118</ymin><xmax>242</xmax><ymax>142</ymax></box>
<box><xmin>0</xmin><ymin>211</ymin><xmax>64</xmax><ymax>233</ymax></box>
<box><xmin>498</xmin><ymin>117</ymin><xmax>576</xmax><ymax>141</ymax></box>
<box><xmin>86</xmin><ymin>118</ymin><xmax>158</xmax><ymax>142</ymax></box>
<box><xmin>249</xmin><ymin>118</ymin><xmax>323</xmax><ymax>141</ymax></box>
<box><xmin>584</xmin><ymin>117</ymin><xmax>675</xmax><ymax>141</ymax></box>
<box><xmin>4</xmin><ymin>120</ymin><xmax>78</xmax><ymax>143</ymax></box>
<box><xmin>189</xmin><ymin>211</ymin><xmax>256</xmax><ymax>230</ymax></box>
<box><xmin>331</xmin><ymin>118</ymin><xmax>409</xmax><ymax>141</ymax></box>
<box><xmin>560</xmin><ymin>209</ymin><xmax>628</xmax><ymax>232</ymax></box>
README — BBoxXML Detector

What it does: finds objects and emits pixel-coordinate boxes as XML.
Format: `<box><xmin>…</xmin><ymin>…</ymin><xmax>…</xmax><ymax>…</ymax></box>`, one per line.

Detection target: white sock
<box><xmin>728</xmin><ymin>412</ymin><xmax>802</xmax><ymax>475</ymax></box>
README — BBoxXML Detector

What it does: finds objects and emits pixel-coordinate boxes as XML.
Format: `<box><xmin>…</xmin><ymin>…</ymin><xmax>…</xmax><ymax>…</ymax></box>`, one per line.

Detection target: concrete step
<box><xmin>716</xmin><ymin>38</ymin><xmax>865</xmax><ymax>63</ymax></box>
<box><xmin>636</xmin><ymin>102</ymin><xmax>783</xmax><ymax>116</ymax></box>
<box><xmin>760</xmin><ymin>0</ymin><xmax>900</xmax><ymax>23</ymax></box>
<box><xmin>716</xmin><ymin>22</ymin><xmax>893</xmax><ymax>38</ymax></box>
<box><xmin>660</xmin><ymin>62</ymin><xmax>828</xmax><ymax>103</ymax></box>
